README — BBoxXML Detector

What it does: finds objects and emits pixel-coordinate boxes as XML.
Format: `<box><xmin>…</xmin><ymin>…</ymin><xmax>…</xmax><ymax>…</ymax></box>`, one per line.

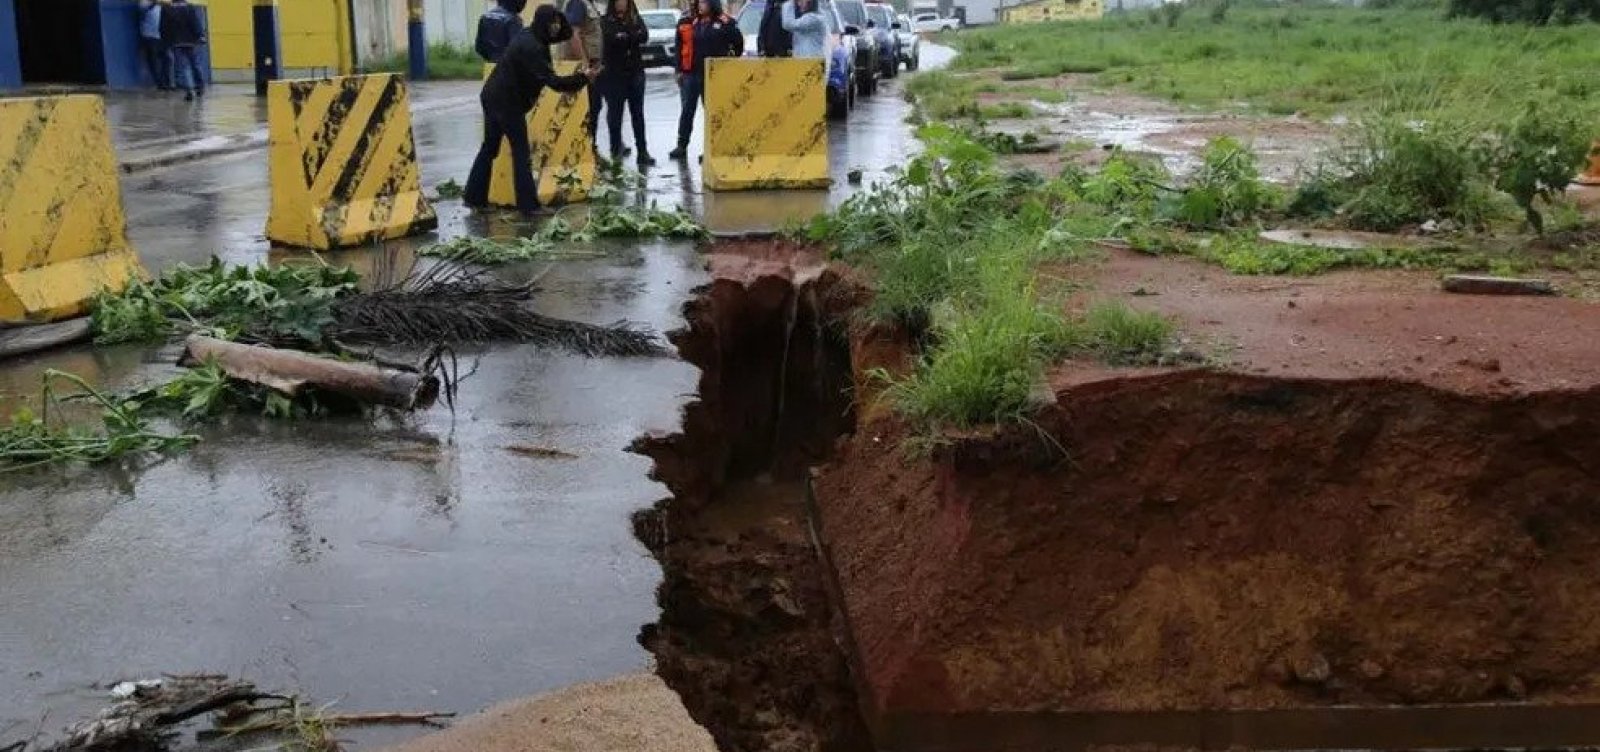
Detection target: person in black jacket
<box><xmin>669</xmin><ymin>0</ymin><xmax>743</xmax><ymax>161</ymax></box>
<box><xmin>758</xmin><ymin>0</ymin><xmax>792</xmax><ymax>57</ymax></box>
<box><xmin>160</xmin><ymin>0</ymin><xmax>206</xmax><ymax>101</ymax></box>
<box><xmin>475</xmin><ymin>0</ymin><xmax>529</xmax><ymax>63</ymax></box>
<box><xmin>599</xmin><ymin>0</ymin><xmax>654</xmax><ymax>168</ymax></box>
<box><xmin>464</xmin><ymin>5</ymin><xmax>599</xmax><ymax>215</ymax></box>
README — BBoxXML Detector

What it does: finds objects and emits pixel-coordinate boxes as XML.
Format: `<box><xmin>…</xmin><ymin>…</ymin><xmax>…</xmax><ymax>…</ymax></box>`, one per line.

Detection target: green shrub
<box><xmin>1300</xmin><ymin>120</ymin><xmax>1499</xmax><ymax>231</ymax></box>
<box><xmin>1483</xmin><ymin>103</ymin><xmax>1593</xmax><ymax>232</ymax></box>
<box><xmin>1169</xmin><ymin>137</ymin><xmax>1279</xmax><ymax>228</ymax></box>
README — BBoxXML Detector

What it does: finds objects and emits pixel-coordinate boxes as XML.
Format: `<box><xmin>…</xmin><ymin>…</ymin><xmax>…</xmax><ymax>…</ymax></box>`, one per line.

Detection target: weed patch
<box><xmin>944</xmin><ymin>5</ymin><xmax>1600</xmax><ymax>126</ymax></box>
<box><xmin>91</xmin><ymin>260</ymin><xmax>359</xmax><ymax>346</ymax></box>
<box><xmin>371</xmin><ymin>42</ymin><xmax>483</xmax><ymax>79</ymax></box>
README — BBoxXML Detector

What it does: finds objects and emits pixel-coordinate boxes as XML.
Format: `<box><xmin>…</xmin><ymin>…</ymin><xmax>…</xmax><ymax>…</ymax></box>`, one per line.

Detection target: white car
<box><xmin>895</xmin><ymin>13</ymin><xmax>921</xmax><ymax>70</ymax></box>
<box><xmin>912</xmin><ymin>12</ymin><xmax>960</xmax><ymax>31</ymax></box>
<box><xmin>641</xmin><ymin>9</ymin><xmax>679</xmax><ymax>68</ymax></box>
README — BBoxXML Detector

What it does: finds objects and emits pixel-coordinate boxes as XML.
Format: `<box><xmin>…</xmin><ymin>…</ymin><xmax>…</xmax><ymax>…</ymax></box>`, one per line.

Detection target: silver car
<box><xmin>641</xmin><ymin>9</ymin><xmax>679</xmax><ymax>69</ymax></box>
<box><xmin>894</xmin><ymin>12</ymin><xmax>920</xmax><ymax>71</ymax></box>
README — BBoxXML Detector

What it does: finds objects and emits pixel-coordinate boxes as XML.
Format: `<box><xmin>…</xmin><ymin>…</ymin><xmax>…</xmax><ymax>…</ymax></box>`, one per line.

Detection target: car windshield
<box><xmin>642</xmin><ymin>11</ymin><xmax>677</xmax><ymax>29</ymax></box>
<box><xmin>868</xmin><ymin>6</ymin><xmax>892</xmax><ymax>26</ymax></box>
<box><xmin>736</xmin><ymin>4</ymin><xmax>763</xmax><ymax>34</ymax></box>
<box><xmin>835</xmin><ymin>0</ymin><xmax>867</xmax><ymax>26</ymax></box>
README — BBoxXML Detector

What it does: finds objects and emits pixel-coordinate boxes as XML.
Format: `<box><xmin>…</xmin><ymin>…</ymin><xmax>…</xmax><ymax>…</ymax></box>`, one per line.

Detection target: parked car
<box><xmin>734</xmin><ymin>0</ymin><xmax>858</xmax><ymax>120</ymax></box>
<box><xmin>641</xmin><ymin>9</ymin><xmax>678</xmax><ymax>69</ymax></box>
<box><xmin>895</xmin><ymin>13</ymin><xmax>920</xmax><ymax>71</ymax></box>
<box><xmin>912</xmin><ymin>12</ymin><xmax>960</xmax><ymax>31</ymax></box>
<box><xmin>831</xmin><ymin>0</ymin><xmax>881</xmax><ymax>97</ymax></box>
<box><xmin>864</xmin><ymin>3</ymin><xmax>900</xmax><ymax>80</ymax></box>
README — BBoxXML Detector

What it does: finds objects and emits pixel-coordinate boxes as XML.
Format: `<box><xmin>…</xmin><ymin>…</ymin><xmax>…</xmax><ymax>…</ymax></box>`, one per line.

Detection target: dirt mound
<box><xmin>814</xmin><ymin>369</ymin><xmax>1600</xmax><ymax>717</ymax></box>
<box><xmin>380</xmin><ymin>674</ymin><xmax>715</xmax><ymax>752</ymax></box>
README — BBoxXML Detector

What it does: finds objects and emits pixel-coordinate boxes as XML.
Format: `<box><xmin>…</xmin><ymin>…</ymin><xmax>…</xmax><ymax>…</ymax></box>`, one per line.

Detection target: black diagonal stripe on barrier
<box><xmin>542</xmin><ymin>91</ymin><xmax>579</xmax><ymax>169</ymax></box>
<box><xmin>0</xmin><ymin>99</ymin><xmax>60</xmax><ymax>213</ymax></box>
<box><xmin>365</xmin><ymin>129</ymin><xmax>420</xmax><ymax>235</ymax></box>
<box><xmin>726</xmin><ymin>65</ymin><xmax>819</xmax><ymax>163</ymax></box>
<box><xmin>304</xmin><ymin>76</ymin><xmax>368</xmax><ymax>190</ymax></box>
<box><xmin>325</xmin><ymin>75</ymin><xmax>403</xmax><ymax>203</ymax></box>
<box><xmin>708</xmin><ymin>64</ymin><xmax>772</xmax><ymax>136</ymax></box>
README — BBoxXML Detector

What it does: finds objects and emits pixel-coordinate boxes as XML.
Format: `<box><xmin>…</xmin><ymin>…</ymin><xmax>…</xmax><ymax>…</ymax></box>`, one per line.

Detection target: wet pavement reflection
<box><xmin>0</xmin><ymin>45</ymin><xmax>950</xmax><ymax>744</ymax></box>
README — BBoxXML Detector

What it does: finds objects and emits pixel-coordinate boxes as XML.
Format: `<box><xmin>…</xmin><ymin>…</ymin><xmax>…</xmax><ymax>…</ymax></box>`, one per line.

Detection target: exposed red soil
<box><xmin>1075</xmin><ymin>247</ymin><xmax>1600</xmax><ymax>396</ymax></box>
<box><xmin>630</xmin><ymin>238</ymin><xmax>871</xmax><ymax>752</ymax></box>
<box><xmin>812</xmin><ymin>250</ymin><xmax>1600</xmax><ymax>724</ymax></box>
<box><xmin>815</xmin><ymin>372</ymin><xmax>1600</xmax><ymax>718</ymax></box>
<box><xmin>643</xmin><ymin>233</ymin><xmax>1600</xmax><ymax>750</ymax></box>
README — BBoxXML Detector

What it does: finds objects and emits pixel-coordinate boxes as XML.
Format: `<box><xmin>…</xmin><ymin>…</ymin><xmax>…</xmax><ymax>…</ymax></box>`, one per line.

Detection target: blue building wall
<box><xmin>0</xmin><ymin>0</ymin><xmax>211</xmax><ymax>89</ymax></box>
<box><xmin>100</xmin><ymin>1</ymin><xmax>212</xmax><ymax>88</ymax></box>
<box><xmin>0</xmin><ymin>0</ymin><xmax>19</xmax><ymax>88</ymax></box>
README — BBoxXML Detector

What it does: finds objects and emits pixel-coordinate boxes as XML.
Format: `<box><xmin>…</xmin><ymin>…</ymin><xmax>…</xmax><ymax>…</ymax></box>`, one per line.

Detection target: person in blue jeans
<box><xmin>160</xmin><ymin>0</ymin><xmax>207</xmax><ymax>100</ymax></box>
<box><xmin>464</xmin><ymin>5</ymin><xmax>599</xmax><ymax>216</ymax></box>
<box><xmin>668</xmin><ymin>0</ymin><xmax>742</xmax><ymax>161</ymax></box>
<box><xmin>138</xmin><ymin>0</ymin><xmax>172</xmax><ymax>89</ymax></box>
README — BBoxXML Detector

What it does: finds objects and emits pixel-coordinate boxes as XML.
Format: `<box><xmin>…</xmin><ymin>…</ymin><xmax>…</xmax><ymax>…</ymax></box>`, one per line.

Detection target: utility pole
<box><xmin>253</xmin><ymin>0</ymin><xmax>282</xmax><ymax>95</ymax></box>
<box><xmin>408</xmin><ymin>0</ymin><xmax>428</xmax><ymax>81</ymax></box>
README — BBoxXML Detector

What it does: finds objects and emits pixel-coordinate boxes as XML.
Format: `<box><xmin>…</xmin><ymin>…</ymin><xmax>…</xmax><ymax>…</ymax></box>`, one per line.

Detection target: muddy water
<box><xmin>0</xmin><ymin>51</ymin><xmax>948</xmax><ymax>746</ymax></box>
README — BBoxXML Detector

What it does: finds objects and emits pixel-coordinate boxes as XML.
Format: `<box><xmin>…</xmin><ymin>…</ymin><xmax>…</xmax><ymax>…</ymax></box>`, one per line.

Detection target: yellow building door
<box><xmin>200</xmin><ymin>0</ymin><xmax>354</xmax><ymax>76</ymax></box>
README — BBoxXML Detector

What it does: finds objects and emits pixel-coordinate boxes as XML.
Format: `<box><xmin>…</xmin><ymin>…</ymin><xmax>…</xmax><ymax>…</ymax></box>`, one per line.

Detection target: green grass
<box><xmin>1065</xmin><ymin>301</ymin><xmax>1176</xmax><ymax>364</ymax></box>
<box><xmin>371</xmin><ymin>42</ymin><xmax>483</xmax><ymax>80</ymax></box>
<box><xmin>947</xmin><ymin>2</ymin><xmax>1600</xmax><ymax>124</ymax></box>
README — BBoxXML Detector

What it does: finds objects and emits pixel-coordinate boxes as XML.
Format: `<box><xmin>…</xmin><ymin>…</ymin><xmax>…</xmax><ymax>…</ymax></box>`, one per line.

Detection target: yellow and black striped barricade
<box><xmin>703</xmin><ymin>58</ymin><xmax>830</xmax><ymax>191</ymax></box>
<box><xmin>488</xmin><ymin>62</ymin><xmax>596</xmax><ymax>207</ymax></box>
<box><xmin>266</xmin><ymin>73</ymin><xmax>437</xmax><ymax>250</ymax></box>
<box><xmin>0</xmin><ymin>95</ymin><xmax>145</xmax><ymax>322</ymax></box>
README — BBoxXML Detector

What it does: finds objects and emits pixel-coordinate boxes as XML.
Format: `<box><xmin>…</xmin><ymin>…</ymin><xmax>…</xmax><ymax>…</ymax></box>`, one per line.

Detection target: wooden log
<box><xmin>180</xmin><ymin>336</ymin><xmax>440</xmax><ymax>410</ymax></box>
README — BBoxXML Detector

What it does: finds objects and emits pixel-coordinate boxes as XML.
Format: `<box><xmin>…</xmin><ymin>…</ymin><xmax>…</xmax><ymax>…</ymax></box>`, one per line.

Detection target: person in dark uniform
<box><xmin>669</xmin><ymin>0</ymin><xmax>742</xmax><ymax>161</ymax></box>
<box><xmin>464</xmin><ymin>5</ymin><xmax>600</xmax><ymax>215</ymax></box>
<box><xmin>599</xmin><ymin>0</ymin><xmax>655</xmax><ymax>168</ymax></box>
<box><xmin>476</xmin><ymin>0</ymin><xmax>529</xmax><ymax>63</ymax></box>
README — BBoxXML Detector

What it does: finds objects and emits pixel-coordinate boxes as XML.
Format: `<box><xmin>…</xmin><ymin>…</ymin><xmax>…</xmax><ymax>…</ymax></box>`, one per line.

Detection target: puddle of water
<box><xmin>2</xmin><ymin>49</ymin><xmax>955</xmax><ymax>746</ymax></box>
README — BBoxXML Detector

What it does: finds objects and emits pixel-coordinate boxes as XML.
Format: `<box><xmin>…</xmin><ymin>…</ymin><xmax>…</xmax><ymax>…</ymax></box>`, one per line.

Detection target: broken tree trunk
<box><xmin>180</xmin><ymin>336</ymin><xmax>440</xmax><ymax>411</ymax></box>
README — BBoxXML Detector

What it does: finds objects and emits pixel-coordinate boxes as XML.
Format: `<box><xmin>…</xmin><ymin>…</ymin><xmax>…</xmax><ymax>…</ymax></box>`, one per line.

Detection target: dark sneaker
<box><xmin>637</xmin><ymin>152</ymin><xmax>657</xmax><ymax>169</ymax></box>
<box><xmin>668</xmin><ymin>146</ymin><xmax>687</xmax><ymax>160</ymax></box>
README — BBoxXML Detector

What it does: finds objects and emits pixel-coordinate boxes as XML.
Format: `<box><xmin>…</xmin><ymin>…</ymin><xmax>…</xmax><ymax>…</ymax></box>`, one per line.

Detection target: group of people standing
<box><xmin>464</xmin><ymin>0</ymin><xmax>747</xmax><ymax>215</ymax></box>
<box><xmin>137</xmin><ymin>0</ymin><xmax>208</xmax><ymax>100</ymax></box>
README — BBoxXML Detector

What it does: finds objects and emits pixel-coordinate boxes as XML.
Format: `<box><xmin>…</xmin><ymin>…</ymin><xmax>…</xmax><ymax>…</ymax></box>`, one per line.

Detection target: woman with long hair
<box><xmin>599</xmin><ymin>0</ymin><xmax>655</xmax><ymax>167</ymax></box>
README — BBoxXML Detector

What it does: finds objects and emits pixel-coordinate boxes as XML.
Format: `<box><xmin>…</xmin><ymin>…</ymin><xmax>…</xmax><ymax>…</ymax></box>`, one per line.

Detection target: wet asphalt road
<box><xmin>0</xmin><ymin>48</ymin><xmax>950</xmax><ymax>745</ymax></box>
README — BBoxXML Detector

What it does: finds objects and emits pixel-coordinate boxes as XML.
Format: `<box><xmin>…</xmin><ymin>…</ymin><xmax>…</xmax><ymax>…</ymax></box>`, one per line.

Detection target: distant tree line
<box><xmin>1447</xmin><ymin>0</ymin><xmax>1600</xmax><ymax>23</ymax></box>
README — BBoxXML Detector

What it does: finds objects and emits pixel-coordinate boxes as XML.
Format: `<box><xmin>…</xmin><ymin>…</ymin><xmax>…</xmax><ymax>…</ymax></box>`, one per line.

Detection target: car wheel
<box><xmin>908</xmin><ymin>53</ymin><xmax>919</xmax><ymax>71</ymax></box>
<box><xmin>828</xmin><ymin>89</ymin><xmax>847</xmax><ymax>120</ymax></box>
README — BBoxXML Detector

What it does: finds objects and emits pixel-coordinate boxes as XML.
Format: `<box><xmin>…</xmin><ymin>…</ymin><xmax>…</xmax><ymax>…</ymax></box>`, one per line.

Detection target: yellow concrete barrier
<box><xmin>266</xmin><ymin>73</ymin><xmax>437</xmax><ymax>250</ymax></box>
<box><xmin>488</xmin><ymin>62</ymin><xmax>596</xmax><ymax>207</ymax></box>
<box><xmin>704</xmin><ymin>58</ymin><xmax>830</xmax><ymax>191</ymax></box>
<box><xmin>1577</xmin><ymin>140</ymin><xmax>1600</xmax><ymax>186</ymax></box>
<box><xmin>0</xmin><ymin>95</ymin><xmax>145</xmax><ymax>323</ymax></box>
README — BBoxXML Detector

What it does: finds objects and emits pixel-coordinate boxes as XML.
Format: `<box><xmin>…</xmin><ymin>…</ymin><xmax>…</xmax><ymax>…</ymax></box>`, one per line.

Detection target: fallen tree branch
<box><xmin>332</xmin><ymin>262</ymin><xmax>664</xmax><ymax>358</ymax></box>
<box><xmin>208</xmin><ymin>711</ymin><xmax>454</xmax><ymax>738</ymax></box>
